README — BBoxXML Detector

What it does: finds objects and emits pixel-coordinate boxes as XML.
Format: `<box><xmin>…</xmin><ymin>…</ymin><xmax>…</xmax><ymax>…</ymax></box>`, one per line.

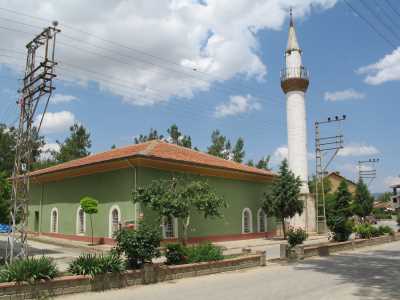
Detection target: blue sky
<box><xmin>0</xmin><ymin>0</ymin><xmax>399</xmax><ymax>192</ymax></box>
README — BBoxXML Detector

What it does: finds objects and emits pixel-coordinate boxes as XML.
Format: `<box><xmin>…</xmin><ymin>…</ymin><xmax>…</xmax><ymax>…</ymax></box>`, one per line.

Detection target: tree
<box><xmin>256</xmin><ymin>156</ymin><xmax>271</xmax><ymax>170</ymax></box>
<box><xmin>308</xmin><ymin>175</ymin><xmax>332</xmax><ymax>195</ymax></box>
<box><xmin>326</xmin><ymin>180</ymin><xmax>353</xmax><ymax>241</ymax></box>
<box><xmin>80</xmin><ymin>196</ymin><xmax>98</xmax><ymax>245</ymax></box>
<box><xmin>133</xmin><ymin>177</ymin><xmax>227</xmax><ymax>244</ymax></box>
<box><xmin>232</xmin><ymin>137</ymin><xmax>245</xmax><ymax>163</ymax></box>
<box><xmin>0</xmin><ymin>124</ymin><xmax>44</xmax><ymax>176</ymax></box>
<box><xmin>134</xmin><ymin>128</ymin><xmax>163</xmax><ymax>144</ymax></box>
<box><xmin>246</xmin><ymin>160</ymin><xmax>255</xmax><ymax>167</ymax></box>
<box><xmin>262</xmin><ymin>159</ymin><xmax>303</xmax><ymax>239</ymax></box>
<box><xmin>0</xmin><ymin>172</ymin><xmax>10</xmax><ymax>224</ymax></box>
<box><xmin>166</xmin><ymin>124</ymin><xmax>192</xmax><ymax>148</ymax></box>
<box><xmin>56</xmin><ymin>124</ymin><xmax>91</xmax><ymax>163</ymax></box>
<box><xmin>377</xmin><ymin>192</ymin><xmax>393</xmax><ymax>203</ymax></box>
<box><xmin>353</xmin><ymin>179</ymin><xmax>374</xmax><ymax>221</ymax></box>
<box><xmin>207</xmin><ymin>130</ymin><xmax>229</xmax><ymax>159</ymax></box>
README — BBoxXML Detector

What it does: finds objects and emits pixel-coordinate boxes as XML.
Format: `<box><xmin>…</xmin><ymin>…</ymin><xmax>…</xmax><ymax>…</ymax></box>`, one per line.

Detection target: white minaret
<box><xmin>281</xmin><ymin>11</ymin><xmax>309</xmax><ymax>193</ymax></box>
<box><xmin>281</xmin><ymin>11</ymin><xmax>315</xmax><ymax>231</ymax></box>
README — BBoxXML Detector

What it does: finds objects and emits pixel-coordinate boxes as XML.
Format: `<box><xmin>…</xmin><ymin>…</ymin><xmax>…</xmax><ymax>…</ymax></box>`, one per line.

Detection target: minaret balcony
<box><xmin>280</xmin><ymin>67</ymin><xmax>309</xmax><ymax>94</ymax></box>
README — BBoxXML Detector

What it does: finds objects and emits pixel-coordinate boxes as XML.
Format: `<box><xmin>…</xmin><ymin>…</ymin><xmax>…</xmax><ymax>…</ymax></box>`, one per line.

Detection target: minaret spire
<box><xmin>286</xmin><ymin>8</ymin><xmax>301</xmax><ymax>53</ymax></box>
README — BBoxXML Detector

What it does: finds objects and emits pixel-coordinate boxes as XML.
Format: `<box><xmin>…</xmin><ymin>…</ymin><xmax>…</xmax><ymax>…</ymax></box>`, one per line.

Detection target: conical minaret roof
<box><xmin>286</xmin><ymin>10</ymin><xmax>301</xmax><ymax>52</ymax></box>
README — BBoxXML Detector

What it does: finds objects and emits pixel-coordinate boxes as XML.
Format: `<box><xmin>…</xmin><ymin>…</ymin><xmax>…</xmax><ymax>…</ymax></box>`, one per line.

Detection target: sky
<box><xmin>0</xmin><ymin>0</ymin><xmax>399</xmax><ymax>193</ymax></box>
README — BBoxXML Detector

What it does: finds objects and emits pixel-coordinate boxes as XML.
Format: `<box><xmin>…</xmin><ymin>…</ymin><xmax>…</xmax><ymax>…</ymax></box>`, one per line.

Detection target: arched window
<box><xmin>50</xmin><ymin>208</ymin><xmax>58</xmax><ymax>233</ymax></box>
<box><xmin>162</xmin><ymin>216</ymin><xmax>177</xmax><ymax>239</ymax></box>
<box><xmin>76</xmin><ymin>207</ymin><xmax>86</xmax><ymax>235</ymax></box>
<box><xmin>242</xmin><ymin>208</ymin><xmax>253</xmax><ymax>234</ymax></box>
<box><xmin>109</xmin><ymin>205</ymin><xmax>121</xmax><ymax>238</ymax></box>
<box><xmin>257</xmin><ymin>208</ymin><xmax>267</xmax><ymax>232</ymax></box>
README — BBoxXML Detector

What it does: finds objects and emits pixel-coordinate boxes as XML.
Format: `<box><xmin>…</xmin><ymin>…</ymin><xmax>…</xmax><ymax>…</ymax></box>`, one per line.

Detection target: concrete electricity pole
<box><xmin>8</xmin><ymin>22</ymin><xmax>60</xmax><ymax>262</ymax></box>
<box><xmin>358</xmin><ymin>158</ymin><xmax>379</xmax><ymax>186</ymax></box>
<box><xmin>314</xmin><ymin>115</ymin><xmax>346</xmax><ymax>233</ymax></box>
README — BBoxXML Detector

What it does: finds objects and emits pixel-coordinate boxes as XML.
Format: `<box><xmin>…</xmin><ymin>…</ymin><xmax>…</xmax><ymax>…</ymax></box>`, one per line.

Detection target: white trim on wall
<box><xmin>108</xmin><ymin>205</ymin><xmax>121</xmax><ymax>238</ymax></box>
<box><xmin>257</xmin><ymin>208</ymin><xmax>268</xmax><ymax>232</ymax></box>
<box><xmin>50</xmin><ymin>207</ymin><xmax>59</xmax><ymax>233</ymax></box>
<box><xmin>242</xmin><ymin>208</ymin><xmax>253</xmax><ymax>234</ymax></box>
<box><xmin>76</xmin><ymin>207</ymin><xmax>86</xmax><ymax>235</ymax></box>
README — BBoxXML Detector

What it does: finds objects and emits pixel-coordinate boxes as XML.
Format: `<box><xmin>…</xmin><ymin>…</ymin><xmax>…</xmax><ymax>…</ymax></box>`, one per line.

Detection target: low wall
<box><xmin>0</xmin><ymin>254</ymin><xmax>264</xmax><ymax>299</ymax></box>
<box><xmin>301</xmin><ymin>233</ymin><xmax>400</xmax><ymax>259</ymax></box>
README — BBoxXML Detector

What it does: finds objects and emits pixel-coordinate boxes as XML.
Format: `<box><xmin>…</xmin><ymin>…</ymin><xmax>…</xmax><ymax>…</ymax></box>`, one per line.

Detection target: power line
<box><xmin>343</xmin><ymin>0</ymin><xmax>397</xmax><ymax>50</ymax></box>
<box><xmin>0</xmin><ymin>7</ymin><xmax>267</xmax><ymax>99</ymax></box>
<box><xmin>359</xmin><ymin>0</ymin><xmax>400</xmax><ymax>44</ymax></box>
<box><xmin>374</xmin><ymin>0</ymin><xmax>400</xmax><ymax>28</ymax></box>
<box><xmin>384</xmin><ymin>0</ymin><xmax>400</xmax><ymax>18</ymax></box>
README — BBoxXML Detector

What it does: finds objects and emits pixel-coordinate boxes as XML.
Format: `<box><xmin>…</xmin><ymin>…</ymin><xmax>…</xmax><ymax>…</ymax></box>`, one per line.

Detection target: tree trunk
<box><xmin>182</xmin><ymin>215</ymin><xmax>190</xmax><ymax>245</ymax></box>
<box><xmin>90</xmin><ymin>214</ymin><xmax>93</xmax><ymax>246</ymax></box>
<box><xmin>281</xmin><ymin>217</ymin><xmax>287</xmax><ymax>240</ymax></box>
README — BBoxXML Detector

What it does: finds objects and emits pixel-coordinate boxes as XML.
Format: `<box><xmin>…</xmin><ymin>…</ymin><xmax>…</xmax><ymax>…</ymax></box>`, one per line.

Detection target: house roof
<box><xmin>326</xmin><ymin>171</ymin><xmax>357</xmax><ymax>187</ymax></box>
<box><xmin>30</xmin><ymin>140</ymin><xmax>275</xmax><ymax>181</ymax></box>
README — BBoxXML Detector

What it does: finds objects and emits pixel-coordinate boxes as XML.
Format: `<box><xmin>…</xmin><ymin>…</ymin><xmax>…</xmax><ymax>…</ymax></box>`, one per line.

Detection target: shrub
<box><xmin>377</xmin><ymin>225</ymin><xmax>394</xmax><ymax>236</ymax></box>
<box><xmin>185</xmin><ymin>243</ymin><xmax>223</xmax><ymax>263</ymax></box>
<box><xmin>328</xmin><ymin>216</ymin><xmax>353</xmax><ymax>242</ymax></box>
<box><xmin>114</xmin><ymin>221</ymin><xmax>161</xmax><ymax>268</ymax></box>
<box><xmin>0</xmin><ymin>256</ymin><xmax>58</xmax><ymax>283</ymax></box>
<box><xmin>397</xmin><ymin>214</ymin><xmax>400</xmax><ymax>226</ymax></box>
<box><xmin>287</xmin><ymin>227</ymin><xmax>308</xmax><ymax>248</ymax></box>
<box><xmin>165</xmin><ymin>244</ymin><xmax>187</xmax><ymax>265</ymax></box>
<box><xmin>68</xmin><ymin>253</ymin><xmax>125</xmax><ymax>277</ymax></box>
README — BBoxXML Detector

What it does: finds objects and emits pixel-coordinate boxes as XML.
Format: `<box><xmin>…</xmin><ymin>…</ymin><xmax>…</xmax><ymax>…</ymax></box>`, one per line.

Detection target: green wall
<box><xmin>28</xmin><ymin>165</ymin><xmax>275</xmax><ymax>239</ymax></box>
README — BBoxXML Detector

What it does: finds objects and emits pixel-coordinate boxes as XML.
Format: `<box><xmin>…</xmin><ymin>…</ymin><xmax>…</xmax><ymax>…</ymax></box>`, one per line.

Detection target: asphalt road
<box><xmin>60</xmin><ymin>240</ymin><xmax>400</xmax><ymax>300</ymax></box>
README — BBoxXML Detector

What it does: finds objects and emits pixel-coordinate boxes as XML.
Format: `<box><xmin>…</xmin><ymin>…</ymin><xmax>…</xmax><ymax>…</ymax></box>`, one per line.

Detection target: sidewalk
<box><xmin>216</xmin><ymin>234</ymin><xmax>329</xmax><ymax>259</ymax></box>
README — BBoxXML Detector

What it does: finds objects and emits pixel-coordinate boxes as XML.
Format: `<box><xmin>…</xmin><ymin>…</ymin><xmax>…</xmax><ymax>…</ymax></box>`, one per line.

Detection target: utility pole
<box><xmin>358</xmin><ymin>158</ymin><xmax>379</xmax><ymax>186</ymax></box>
<box><xmin>315</xmin><ymin>115</ymin><xmax>346</xmax><ymax>233</ymax></box>
<box><xmin>8</xmin><ymin>22</ymin><xmax>60</xmax><ymax>262</ymax></box>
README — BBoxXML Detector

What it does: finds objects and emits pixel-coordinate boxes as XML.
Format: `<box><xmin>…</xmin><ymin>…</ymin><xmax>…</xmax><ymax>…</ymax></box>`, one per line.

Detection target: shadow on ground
<box><xmin>295</xmin><ymin>248</ymin><xmax>400</xmax><ymax>300</ymax></box>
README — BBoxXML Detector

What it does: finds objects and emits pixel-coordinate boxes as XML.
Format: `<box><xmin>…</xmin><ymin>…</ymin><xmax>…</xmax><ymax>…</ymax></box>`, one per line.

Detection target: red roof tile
<box><xmin>31</xmin><ymin>140</ymin><xmax>275</xmax><ymax>178</ymax></box>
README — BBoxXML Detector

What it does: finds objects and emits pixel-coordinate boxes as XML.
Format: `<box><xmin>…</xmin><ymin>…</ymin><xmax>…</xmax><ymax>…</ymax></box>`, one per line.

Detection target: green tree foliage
<box><xmin>56</xmin><ymin>124</ymin><xmax>91</xmax><ymax>163</ymax></box>
<box><xmin>114</xmin><ymin>221</ymin><xmax>161</xmax><ymax>268</ymax></box>
<box><xmin>232</xmin><ymin>137</ymin><xmax>245</xmax><ymax>163</ymax></box>
<box><xmin>167</xmin><ymin>124</ymin><xmax>192</xmax><ymax>148</ymax></box>
<box><xmin>134</xmin><ymin>128</ymin><xmax>163</xmax><ymax>144</ymax></box>
<box><xmin>133</xmin><ymin>177</ymin><xmax>227</xmax><ymax>244</ymax></box>
<box><xmin>0</xmin><ymin>172</ymin><xmax>10</xmax><ymax>224</ymax></box>
<box><xmin>256</xmin><ymin>155</ymin><xmax>271</xmax><ymax>170</ymax></box>
<box><xmin>308</xmin><ymin>175</ymin><xmax>332</xmax><ymax>195</ymax></box>
<box><xmin>353</xmin><ymin>179</ymin><xmax>374</xmax><ymax>221</ymax></box>
<box><xmin>326</xmin><ymin>180</ymin><xmax>353</xmax><ymax>242</ymax></box>
<box><xmin>246</xmin><ymin>160</ymin><xmax>254</xmax><ymax>167</ymax></box>
<box><xmin>207</xmin><ymin>130</ymin><xmax>230</xmax><ymax>159</ymax></box>
<box><xmin>80</xmin><ymin>196</ymin><xmax>98</xmax><ymax>245</ymax></box>
<box><xmin>377</xmin><ymin>192</ymin><xmax>393</xmax><ymax>203</ymax></box>
<box><xmin>262</xmin><ymin>159</ymin><xmax>303</xmax><ymax>239</ymax></box>
<box><xmin>0</xmin><ymin>124</ymin><xmax>44</xmax><ymax>175</ymax></box>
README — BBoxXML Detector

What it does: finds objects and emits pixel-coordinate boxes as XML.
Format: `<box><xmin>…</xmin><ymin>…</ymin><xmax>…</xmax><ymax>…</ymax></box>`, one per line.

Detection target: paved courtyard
<box><xmin>61</xmin><ymin>240</ymin><xmax>400</xmax><ymax>300</ymax></box>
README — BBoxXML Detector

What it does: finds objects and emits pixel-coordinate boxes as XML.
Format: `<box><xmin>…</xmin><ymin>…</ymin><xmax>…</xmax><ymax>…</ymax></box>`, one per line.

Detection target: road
<box><xmin>60</xmin><ymin>240</ymin><xmax>400</xmax><ymax>300</ymax></box>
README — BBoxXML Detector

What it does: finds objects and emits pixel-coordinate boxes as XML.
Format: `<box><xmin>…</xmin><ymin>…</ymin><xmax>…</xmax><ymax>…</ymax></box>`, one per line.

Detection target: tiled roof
<box><xmin>31</xmin><ymin>140</ymin><xmax>275</xmax><ymax>178</ymax></box>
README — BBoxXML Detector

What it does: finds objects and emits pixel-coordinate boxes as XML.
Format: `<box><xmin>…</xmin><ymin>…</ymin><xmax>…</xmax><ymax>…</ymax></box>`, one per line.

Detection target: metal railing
<box><xmin>280</xmin><ymin>67</ymin><xmax>309</xmax><ymax>81</ymax></box>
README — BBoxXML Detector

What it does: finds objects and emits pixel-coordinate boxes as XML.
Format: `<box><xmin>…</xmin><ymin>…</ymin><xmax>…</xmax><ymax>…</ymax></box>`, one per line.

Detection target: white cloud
<box><xmin>357</xmin><ymin>47</ymin><xmax>400</xmax><ymax>85</ymax></box>
<box><xmin>384</xmin><ymin>176</ymin><xmax>400</xmax><ymax>187</ymax></box>
<box><xmin>34</xmin><ymin>111</ymin><xmax>75</xmax><ymax>134</ymax></box>
<box><xmin>324</xmin><ymin>89</ymin><xmax>365</xmax><ymax>101</ymax></box>
<box><xmin>214</xmin><ymin>94</ymin><xmax>260</xmax><ymax>118</ymax></box>
<box><xmin>50</xmin><ymin>94</ymin><xmax>78</xmax><ymax>104</ymax></box>
<box><xmin>272</xmin><ymin>145</ymin><xmax>288</xmax><ymax>163</ymax></box>
<box><xmin>338</xmin><ymin>144</ymin><xmax>380</xmax><ymax>157</ymax></box>
<box><xmin>0</xmin><ymin>0</ymin><xmax>337</xmax><ymax>106</ymax></box>
<box><xmin>39</xmin><ymin>142</ymin><xmax>60</xmax><ymax>160</ymax></box>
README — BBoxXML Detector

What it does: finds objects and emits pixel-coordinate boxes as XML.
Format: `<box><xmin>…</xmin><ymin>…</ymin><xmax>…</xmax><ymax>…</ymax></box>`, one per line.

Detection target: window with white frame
<box><xmin>50</xmin><ymin>208</ymin><xmax>58</xmax><ymax>233</ymax></box>
<box><xmin>257</xmin><ymin>208</ymin><xmax>267</xmax><ymax>232</ymax></box>
<box><xmin>242</xmin><ymin>208</ymin><xmax>253</xmax><ymax>234</ymax></box>
<box><xmin>109</xmin><ymin>205</ymin><xmax>121</xmax><ymax>238</ymax></box>
<box><xmin>162</xmin><ymin>216</ymin><xmax>177</xmax><ymax>239</ymax></box>
<box><xmin>76</xmin><ymin>207</ymin><xmax>85</xmax><ymax>235</ymax></box>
